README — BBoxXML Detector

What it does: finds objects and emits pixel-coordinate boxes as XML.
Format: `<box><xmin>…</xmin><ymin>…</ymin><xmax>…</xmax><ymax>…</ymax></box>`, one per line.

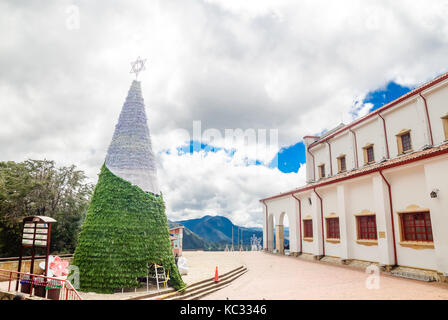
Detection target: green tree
<box><xmin>72</xmin><ymin>165</ymin><xmax>185</xmax><ymax>293</ymax></box>
<box><xmin>0</xmin><ymin>159</ymin><xmax>93</xmax><ymax>257</ymax></box>
<box><xmin>0</xmin><ymin>161</ymin><xmax>34</xmax><ymax>256</ymax></box>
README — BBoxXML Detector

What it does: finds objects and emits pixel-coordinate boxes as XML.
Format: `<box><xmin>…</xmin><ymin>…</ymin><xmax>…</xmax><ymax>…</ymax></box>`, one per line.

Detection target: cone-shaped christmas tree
<box><xmin>73</xmin><ymin>75</ymin><xmax>185</xmax><ymax>293</ymax></box>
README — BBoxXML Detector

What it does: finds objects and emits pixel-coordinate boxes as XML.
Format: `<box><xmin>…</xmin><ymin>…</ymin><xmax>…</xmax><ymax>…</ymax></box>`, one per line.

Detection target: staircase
<box><xmin>145</xmin><ymin>265</ymin><xmax>247</xmax><ymax>300</ymax></box>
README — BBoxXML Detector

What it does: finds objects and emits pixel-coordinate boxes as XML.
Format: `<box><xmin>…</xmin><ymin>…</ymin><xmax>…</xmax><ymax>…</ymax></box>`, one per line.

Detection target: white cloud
<box><xmin>1</xmin><ymin>0</ymin><xmax>448</xmax><ymax>226</ymax></box>
<box><xmin>157</xmin><ymin>146</ymin><xmax>305</xmax><ymax>228</ymax></box>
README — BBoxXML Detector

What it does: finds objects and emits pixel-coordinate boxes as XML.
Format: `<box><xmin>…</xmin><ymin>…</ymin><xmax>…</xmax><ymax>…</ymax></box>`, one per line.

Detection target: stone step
<box><xmin>164</xmin><ymin>268</ymin><xmax>247</xmax><ymax>300</ymax></box>
<box><xmin>186</xmin><ymin>271</ymin><xmax>248</xmax><ymax>300</ymax></box>
<box><xmin>390</xmin><ymin>270</ymin><xmax>437</xmax><ymax>282</ymax></box>
<box><xmin>186</xmin><ymin>284</ymin><xmax>232</xmax><ymax>301</ymax></box>
<box><xmin>144</xmin><ymin>266</ymin><xmax>246</xmax><ymax>300</ymax></box>
<box><xmin>168</xmin><ymin>268</ymin><xmax>247</xmax><ymax>300</ymax></box>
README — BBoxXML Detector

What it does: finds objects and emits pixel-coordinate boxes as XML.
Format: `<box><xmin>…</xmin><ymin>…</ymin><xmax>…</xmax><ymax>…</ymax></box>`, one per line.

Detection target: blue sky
<box><xmin>3</xmin><ymin>1</ymin><xmax>447</xmax><ymax>228</ymax></box>
<box><xmin>271</xmin><ymin>81</ymin><xmax>413</xmax><ymax>173</ymax></box>
<box><xmin>365</xmin><ymin>82</ymin><xmax>414</xmax><ymax>113</ymax></box>
<box><xmin>175</xmin><ymin>80</ymin><xmax>413</xmax><ymax>174</ymax></box>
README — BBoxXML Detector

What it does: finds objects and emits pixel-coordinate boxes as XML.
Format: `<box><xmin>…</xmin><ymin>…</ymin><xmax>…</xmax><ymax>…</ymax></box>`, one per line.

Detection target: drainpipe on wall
<box><xmin>419</xmin><ymin>92</ymin><xmax>434</xmax><ymax>146</ymax></box>
<box><xmin>378</xmin><ymin>113</ymin><xmax>390</xmax><ymax>159</ymax></box>
<box><xmin>262</xmin><ymin>200</ymin><xmax>269</xmax><ymax>252</ymax></box>
<box><xmin>325</xmin><ymin>140</ymin><xmax>333</xmax><ymax>176</ymax></box>
<box><xmin>307</xmin><ymin>146</ymin><xmax>316</xmax><ymax>182</ymax></box>
<box><xmin>313</xmin><ymin>188</ymin><xmax>325</xmax><ymax>257</ymax></box>
<box><xmin>291</xmin><ymin>194</ymin><xmax>302</xmax><ymax>255</ymax></box>
<box><xmin>349</xmin><ymin>128</ymin><xmax>359</xmax><ymax>169</ymax></box>
<box><xmin>378</xmin><ymin>170</ymin><xmax>398</xmax><ymax>266</ymax></box>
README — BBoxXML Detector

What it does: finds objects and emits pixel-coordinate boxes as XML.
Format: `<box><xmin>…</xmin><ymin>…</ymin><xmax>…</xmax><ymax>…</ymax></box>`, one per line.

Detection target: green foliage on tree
<box><xmin>0</xmin><ymin>160</ymin><xmax>93</xmax><ymax>257</ymax></box>
<box><xmin>72</xmin><ymin>165</ymin><xmax>185</xmax><ymax>293</ymax></box>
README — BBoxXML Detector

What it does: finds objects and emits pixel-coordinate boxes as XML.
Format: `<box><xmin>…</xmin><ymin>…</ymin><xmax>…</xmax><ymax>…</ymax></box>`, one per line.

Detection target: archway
<box><xmin>276</xmin><ymin>212</ymin><xmax>289</xmax><ymax>255</ymax></box>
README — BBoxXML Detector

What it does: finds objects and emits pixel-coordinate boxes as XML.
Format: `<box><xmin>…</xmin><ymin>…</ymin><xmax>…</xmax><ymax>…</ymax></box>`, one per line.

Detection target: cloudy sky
<box><xmin>1</xmin><ymin>0</ymin><xmax>448</xmax><ymax>228</ymax></box>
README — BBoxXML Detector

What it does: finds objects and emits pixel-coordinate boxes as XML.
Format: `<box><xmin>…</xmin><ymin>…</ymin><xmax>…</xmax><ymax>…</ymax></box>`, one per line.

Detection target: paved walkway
<box><xmin>4</xmin><ymin>251</ymin><xmax>448</xmax><ymax>300</ymax></box>
<box><xmin>203</xmin><ymin>252</ymin><xmax>448</xmax><ymax>300</ymax></box>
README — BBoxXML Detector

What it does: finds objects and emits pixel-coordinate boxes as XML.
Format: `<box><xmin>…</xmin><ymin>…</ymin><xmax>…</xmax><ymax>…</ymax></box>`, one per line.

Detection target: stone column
<box><xmin>276</xmin><ymin>225</ymin><xmax>285</xmax><ymax>254</ymax></box>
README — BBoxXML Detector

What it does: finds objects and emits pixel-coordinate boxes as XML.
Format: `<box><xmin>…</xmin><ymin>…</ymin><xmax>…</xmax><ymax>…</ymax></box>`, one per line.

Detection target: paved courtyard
<box><xmin>203</xmin><ymin>251</ymin><xmax>448</xmax><ymax>300</ymax></box>
<box><xmin>3</xmin><ymin>251</ymin><xmax>448</xmax><ymax>300</ymax></box>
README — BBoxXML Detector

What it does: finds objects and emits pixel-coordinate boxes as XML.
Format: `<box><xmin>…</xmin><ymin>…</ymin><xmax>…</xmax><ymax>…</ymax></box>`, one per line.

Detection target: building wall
<box><xmin>385</xmin><ymin>165</ymin><xmax>437</xmax><ymax>270</ymax></box>
<box><xmin>330</xmin><ymin>132</ymin><xmax>356</xmax><ymax>174</ymax></box>
<box><xmin>264</xmin><ymin>75</ymin><xmax>448</xmax><ymax>274</ymax></box>
<box><xmin>170</xmin><ymin>227</ymin><xmax>184</xmax><ymax>256</ymax></box>
<box><xmin>355</xmin><ymin>118</ymin><xmax>387</xmax><ymax>165</ymax></box>
<box><xmin>424</xmin><ymin>156</ymin><xmax>448</xmax><ymax>274</ymax></box>
<box><xmin>297</xmin><ymin>192</ymin><xmax>314</xmax><ymax>254</ymax></box>
<box><xmin>263</xmin><ymin>154</ymin><xmax>448</xmax><ymax>272</ymax></box>
<box><xmin>312</xmin><ymin>143</ymin><xmax>329</xmax><ymax>179</ymax></box>
<box><xmin>383</xmin><ymin>98</ymin><xmax>429</xmax><ymax>157</ymax></box>
<box><xmin>304</xmin><ymin>78</ymin><xmax>448</xmax><ymax>183</ymax></box>
<box><xmin>319</xmin><ymin>187</ymin><xmax>340</xmax><ymax>258</ymax></box>
<box><xmin>344</xmin><ymin>177</ymin><xmax>379</xmax><ymax>262</ymax></box>
<box><xmin>425</xmin><ymin>83</ymin><xmax>448</xmax><ymax>145</ymax></box>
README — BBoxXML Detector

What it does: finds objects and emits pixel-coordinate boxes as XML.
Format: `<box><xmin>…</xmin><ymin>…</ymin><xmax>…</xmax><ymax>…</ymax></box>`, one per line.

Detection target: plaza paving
<box><xmin>203</xmin><ymin>251</ymin><xmax>448</xmax><ymax>300</ymax></box>
<box><xmin>3</xmin><ymin>251</ymin><xmax>448</xmax><ymax>300</ymax></box>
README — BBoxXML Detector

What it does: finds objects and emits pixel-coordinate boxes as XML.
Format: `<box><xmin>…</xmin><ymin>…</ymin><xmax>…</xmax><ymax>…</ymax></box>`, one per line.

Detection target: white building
<box><xmin>261</xmin><ymin>72</ymin><xmax>448</xmax><ymax>277</ymax></box>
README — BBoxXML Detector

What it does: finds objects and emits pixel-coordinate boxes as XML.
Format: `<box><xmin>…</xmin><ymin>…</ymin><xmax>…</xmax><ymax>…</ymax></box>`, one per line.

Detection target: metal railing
<box><xmin>0</xmin><ymin>268</ymin><xmax>82</xmax><ymax>300</ymax></box>
<box><xmin>0</xmin><ymin>254</ymin><xmax>73</xmax><ymax>263</ymax></box>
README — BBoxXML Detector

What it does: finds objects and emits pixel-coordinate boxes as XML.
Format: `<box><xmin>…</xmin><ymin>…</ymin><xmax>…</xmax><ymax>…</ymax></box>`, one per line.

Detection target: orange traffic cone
<box><xmin>214</xmin><ymin>266</ymin><xmax>220</xmax><ymax>282</ymax></box>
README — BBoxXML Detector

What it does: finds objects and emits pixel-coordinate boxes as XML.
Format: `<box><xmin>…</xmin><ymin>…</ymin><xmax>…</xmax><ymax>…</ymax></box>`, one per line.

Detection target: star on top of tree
<box><xmin>130</xmin><ymin>56</ymin><xmax>147</xmax><ymax>79</ymax></box>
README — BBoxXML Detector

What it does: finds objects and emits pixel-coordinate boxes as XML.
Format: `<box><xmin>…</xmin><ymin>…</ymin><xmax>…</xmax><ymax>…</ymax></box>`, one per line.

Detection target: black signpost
<box><xmin>15</xmin><ymin>216</ymin><xmax>57</xmax><ymax>293</ymax></box>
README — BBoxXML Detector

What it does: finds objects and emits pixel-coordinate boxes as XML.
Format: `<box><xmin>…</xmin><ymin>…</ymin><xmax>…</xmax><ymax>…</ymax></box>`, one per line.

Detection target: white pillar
<box><xmin>337</xmin><ymin>184</ymin><xmax>350</xmax><ymax>260</ymax></box>
<box><xmin>311</xmin><ymin>192</ymin><xmax>324</xmax><ymax>257</ymax></box>
<box><xmin>372</xmin><ymin>174</ymin><xmax>396</xmax><ymax>266</ymax></box>
<box><xmin>424</xmin><ymin>159</ymin><xmax>448</xmax><ymax>274</ymax></box>
<box><xmin>350</xmin><ymin>130</ymin><xmax>358</xmax><ymax>169</ymax></box>
<box><xmin>289</xmin><ymin>198</ymin><xmax>301</xmax><ymax>254</ymax></box>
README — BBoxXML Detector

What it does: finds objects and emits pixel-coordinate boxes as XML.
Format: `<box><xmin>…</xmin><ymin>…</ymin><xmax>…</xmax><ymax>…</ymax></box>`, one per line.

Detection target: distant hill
<box><xmin>175</xmin><ymin>215</ymin><xmax>264</xmax><ymax>247</ymax></box>
<box><xmin>169</xmin><ymin>215</ymin><xmax>291</xmax><ymax>250</ymax></box>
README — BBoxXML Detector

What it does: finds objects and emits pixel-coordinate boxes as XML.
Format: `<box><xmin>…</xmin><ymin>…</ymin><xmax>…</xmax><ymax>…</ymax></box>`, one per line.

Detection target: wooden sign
<box><xmin>21</xmin><ymin>221</ymin><xmax>50</xmax><ymax>247</ymax></box>
<box><xmin>16</xmin><ymin>216</ymin><xmax>57</xmax><ymax>291</ymax></box>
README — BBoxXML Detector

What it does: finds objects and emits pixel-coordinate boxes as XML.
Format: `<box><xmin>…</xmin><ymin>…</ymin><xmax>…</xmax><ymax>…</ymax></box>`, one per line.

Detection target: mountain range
<box><xmin>168</xmin><ymin>215</ymin><xmax>267</xmax><ymax>251</ymax></box>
